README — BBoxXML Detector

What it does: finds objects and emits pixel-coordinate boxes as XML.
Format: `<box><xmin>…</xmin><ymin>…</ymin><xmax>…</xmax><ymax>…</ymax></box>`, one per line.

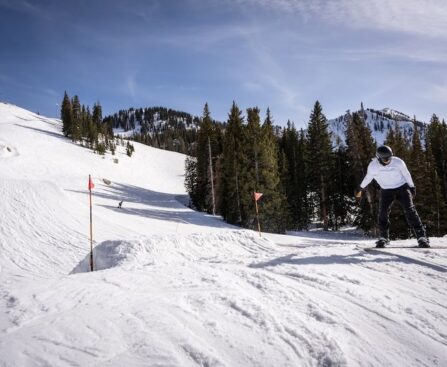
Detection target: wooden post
<box><xmin>89</xmin><ymin>174</ymin><xmax>94</xmax><ymax>272</ymax></box>
<box><xmin>208</xmin><ymin>136</ymin><xmax>216</xmax><ymax>216</ymax></box>
<box><xmin>254</xmin><ymin>193</ymin><xmax>261</xmax><ymax>237</ymax></box>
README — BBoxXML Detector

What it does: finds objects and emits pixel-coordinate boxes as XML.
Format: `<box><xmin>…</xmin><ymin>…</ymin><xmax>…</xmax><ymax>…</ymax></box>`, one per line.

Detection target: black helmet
<box><xmin>376</xmin><ymin>145</ymin><xmax>393</xmax><ymax>161</ymax></box>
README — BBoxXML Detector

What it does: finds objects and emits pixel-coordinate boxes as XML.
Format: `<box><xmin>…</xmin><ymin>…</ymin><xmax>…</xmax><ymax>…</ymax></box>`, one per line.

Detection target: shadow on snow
<box><xmin>249</xmin><ymin>253</ymin><xmax>391</xmax><ymax>268</ymax></box>
<box><xmin>250</xmin><ymin>251</ymin><xmax>447</xmax><ymax>273</ymax></box>
<box><xmin>70</xmin><ymin>182</ymin><xmax>231</xmax><ymax>229</ymax></box>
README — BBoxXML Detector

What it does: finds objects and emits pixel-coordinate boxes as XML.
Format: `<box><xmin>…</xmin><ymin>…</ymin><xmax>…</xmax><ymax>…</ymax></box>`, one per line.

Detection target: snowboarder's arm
<box><xmin>359</xmin><ymin>161</ymin><xmax>375</xmax><ymax>189</ymax></box>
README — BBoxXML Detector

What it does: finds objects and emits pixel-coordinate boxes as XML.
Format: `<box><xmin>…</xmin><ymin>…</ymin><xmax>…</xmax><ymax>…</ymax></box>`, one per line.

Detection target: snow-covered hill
<box><xmin>328</xmin><ymin>107</ymin><xmax>426</xmax><ymax>147</ymax></box>
<box><xmin>108</xmin><ymin>107</ymin><xmax>198</xmax><ymax>139</ymax></box>
<box><xmin>1</xmin><ymin>102</ymin><xmax>446</xmax><ymax>366</ymax></box>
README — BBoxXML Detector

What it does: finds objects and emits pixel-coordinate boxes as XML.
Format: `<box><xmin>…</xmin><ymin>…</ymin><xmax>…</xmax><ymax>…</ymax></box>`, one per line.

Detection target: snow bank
<box><xmin>71</xmin><ymin>232</ymin><xmax>275</xmax><ymax>273</ymax></box>
<box><xmin>71</xmin><ymin>240</ymin><xmax>149</xmax><ymax>273</ymax></box>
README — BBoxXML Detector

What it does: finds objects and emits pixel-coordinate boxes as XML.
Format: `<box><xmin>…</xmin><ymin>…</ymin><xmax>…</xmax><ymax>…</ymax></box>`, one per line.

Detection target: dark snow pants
<box><xmin>378</xmin><ymin>183</ymin><xmax>425</xmax><ymax>239</ymax></box>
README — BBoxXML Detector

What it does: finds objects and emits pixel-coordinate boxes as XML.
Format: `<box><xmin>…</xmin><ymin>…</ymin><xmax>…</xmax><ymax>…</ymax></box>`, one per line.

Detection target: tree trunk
<box><xmin>321</xmin><ymin>174</ymin><xmax>328</xmax><ymax>230</ymax></box>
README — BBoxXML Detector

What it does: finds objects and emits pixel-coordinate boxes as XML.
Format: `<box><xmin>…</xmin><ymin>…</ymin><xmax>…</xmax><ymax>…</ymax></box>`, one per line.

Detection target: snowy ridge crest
<box><xmin>328</xmin><ymin>106</ymin><xmax>426</xmax><ymax>147</ymax></box>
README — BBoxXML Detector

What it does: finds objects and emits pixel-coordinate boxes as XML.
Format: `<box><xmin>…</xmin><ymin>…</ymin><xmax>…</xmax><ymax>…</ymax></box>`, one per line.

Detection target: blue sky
<box><xmin>1</xmin><ymin>0</ymin><xmax>446</xmax><ymax>127</ymax></box>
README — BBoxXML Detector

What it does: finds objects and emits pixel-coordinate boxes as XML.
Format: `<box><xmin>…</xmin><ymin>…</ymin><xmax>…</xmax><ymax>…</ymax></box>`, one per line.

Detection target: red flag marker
<box><xmin>88</xmin><ymin>175</ymin><xmax>95</xmax><ymax>190</ymax></box>
<box><xmin>254</xmin><ymin>192</ymin><xmax>263</xmax><ymax>201</ymax></box>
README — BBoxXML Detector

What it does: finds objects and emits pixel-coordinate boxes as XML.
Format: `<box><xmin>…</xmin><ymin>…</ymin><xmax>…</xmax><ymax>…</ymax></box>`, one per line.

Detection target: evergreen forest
<box><xmin>185</xmin><ymin>101</ymin><xmax>447</xmax><ymax>239</ymax></box>
<box><xmin>59</xmin><ymin>92</ymin><xmax>447</xmax><ymax>238</ymax></box>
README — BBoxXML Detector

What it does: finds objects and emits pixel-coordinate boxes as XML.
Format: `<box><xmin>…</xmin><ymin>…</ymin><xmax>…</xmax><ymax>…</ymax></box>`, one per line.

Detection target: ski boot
<box><xmin>417</xmin><ymin>237</ymin><xmax>430</xmax><ymax>248</ymax></box>
<box><xmin>414</xmin><ymin>226</ymin><xmax>430</xmax><ymax>248</ymax></box>
<box><xmin>375</xmin><ymin>237</ymin><xmax>390</xmax><ymax>248</ymax></box>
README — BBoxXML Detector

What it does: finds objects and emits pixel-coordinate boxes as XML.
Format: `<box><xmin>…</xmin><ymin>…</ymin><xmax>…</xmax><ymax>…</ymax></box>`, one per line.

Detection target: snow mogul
<box><xmin>355</xmin><ymin>145</ymin><xmax>429</xmax><ymax>248</ymax></box>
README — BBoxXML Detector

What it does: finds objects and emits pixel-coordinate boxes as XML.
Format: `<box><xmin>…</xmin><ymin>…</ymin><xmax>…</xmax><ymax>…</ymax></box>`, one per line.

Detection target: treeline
<box><xmin>103</xmin><ymin>107</ymin><xmax>201</xmax><ymax>154</ymax></box>
<box><xmin>186</xmin><ymin>101</ymin><xmax>447</xmax><ymax>238</ymax></box>
<box><xmin>60</xmin><ymin>92</ymin><xmax>134</xmax><ymax>156</ymax></box>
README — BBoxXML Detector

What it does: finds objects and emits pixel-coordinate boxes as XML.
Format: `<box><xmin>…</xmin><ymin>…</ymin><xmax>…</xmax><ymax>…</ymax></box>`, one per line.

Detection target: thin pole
<box><xmin>254</xmin><ymin>194</ymin><xmax>261</xmax><ymax>237</ymax></box>
<box><xmin>89</xmin><ymin>175</ymin><xmax>94</xmax><ymax>272</ymax></box>
<box><xmin>208</xmin><ymin>136</ymin><xmax>216</xmax><ymax>216</ymax></box>
<box><xmin>235</xmin><ymin>172</ymin><xmax>241</xmax><ymax>223</ymax></box>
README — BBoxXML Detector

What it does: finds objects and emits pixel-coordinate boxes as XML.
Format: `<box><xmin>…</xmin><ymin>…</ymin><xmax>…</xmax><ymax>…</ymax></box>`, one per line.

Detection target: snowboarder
<box><xmin>118</xmin><ymin>200</ymin><xmax>124</xmax><ymax>209</ymax></box>
<box><xmin>355</xmin><ymin>145</ymin><xmax>429</xmax><ymax>248</ymax></box>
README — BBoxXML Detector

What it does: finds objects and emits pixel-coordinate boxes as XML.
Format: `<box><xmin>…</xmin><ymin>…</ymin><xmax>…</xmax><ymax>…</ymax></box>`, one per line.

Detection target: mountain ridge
<box><xmin>105</xmin><ymin>103</ymin><xmax>430</xmax><ymax>149</ymax></box>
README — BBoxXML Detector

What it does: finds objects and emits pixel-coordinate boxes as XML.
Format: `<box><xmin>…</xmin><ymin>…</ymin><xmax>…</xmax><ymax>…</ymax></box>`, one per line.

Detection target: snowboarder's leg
<box><xmin>397</xmin><ymin>185</ymin><xmax>429</xmax><ymax>248</ymax></box>
<box><xmin>377</xmin><ymin>189</ymin><xmax>393</xmax><ymax>246</ymax></box>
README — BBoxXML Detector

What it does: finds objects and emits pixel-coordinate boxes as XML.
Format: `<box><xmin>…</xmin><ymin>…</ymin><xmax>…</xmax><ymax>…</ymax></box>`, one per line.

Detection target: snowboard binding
<box><xmin>417</xmin><ymin>237</ymin><xmax>430</xmax><ymax>248</ymax></box>
<box><xmin>375</xmin><ymin>238</ymin><xmax>390</xmax><ymax>248</ymax></box>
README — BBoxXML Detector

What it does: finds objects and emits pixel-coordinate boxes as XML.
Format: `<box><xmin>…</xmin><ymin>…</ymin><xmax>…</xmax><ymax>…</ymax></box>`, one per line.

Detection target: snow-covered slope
<box><xmin>1</xmin><ymin>102</ymin><xmax>446</xmax><ymax>366</ymax></box>
<box><xmin>328</xmin><ymin>107</ymin><xmax>426</xmax><ymax>147</ymax></box>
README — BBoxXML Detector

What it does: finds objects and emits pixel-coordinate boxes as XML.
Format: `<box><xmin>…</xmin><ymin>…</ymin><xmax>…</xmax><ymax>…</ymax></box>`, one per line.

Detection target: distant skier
<box><xmin>118</xmin><ymin>200</ymin><xmax>124</xmax><ymax>209</ymax></box>
<box><xmin>355</xmin><ymin>145</ymin><xmax>429</xmax><ymax>248</ymax></box>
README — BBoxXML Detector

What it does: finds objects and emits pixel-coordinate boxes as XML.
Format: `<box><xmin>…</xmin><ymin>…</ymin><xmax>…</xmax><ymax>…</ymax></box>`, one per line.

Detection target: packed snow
<box><xmin>0</xmin><ymin>102</ymin><xmax>446</xmax><ymax>366</ymax></box>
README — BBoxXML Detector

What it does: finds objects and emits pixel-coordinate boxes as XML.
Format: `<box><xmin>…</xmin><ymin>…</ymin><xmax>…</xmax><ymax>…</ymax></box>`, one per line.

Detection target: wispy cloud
<box><xmin>126</xmin><ymin>74</ymin><xmax>138</xmax><ymax>101</ymax></box>
<box><xmin>234</xmin><ymin>27</ymin><xmax>309</xmax><ymax>119</ymax></box>
<box><xmin>0</xmin><ymin>0</ymin><xmax>53</xmax><ymax>20</ymax></box>
<box><xmin>326</xmin><ymin>0</ymin><xmax>447</xmax><ymax>39</ymax></box>
<box><xmin>427</xmin><ymin>80</ymin><xmax>447</xmax><ymax>104</ymax></box>
<box><xmin>308</xmin><ymin>43</ymin><xmax>447</xmax><ymax>64</ymax></box>
<box><xmin>227</xmin><ymin>0</ymin><xmax>447</xmax><ymax>39</ymax></box>
<box><xmin>242</xmin><ymin>81</ymin><xmax>263</xmax><ymax>92</ymax></box>
<box><xmin>72</xmin><ymin>20</ymin><xmax>262</xmax><ymax>56</ymax></box>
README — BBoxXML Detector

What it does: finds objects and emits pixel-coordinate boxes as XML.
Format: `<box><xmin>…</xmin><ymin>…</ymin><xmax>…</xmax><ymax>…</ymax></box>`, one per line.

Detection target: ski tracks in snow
<box><xmin>1</xmin><ymin>229</ymin><xmax>447</xmax><ymax>366</ymax></box>
<box><xmin>250</xmin><ymin>241</ymin><xmax>447</xmax><ymax>366</ymax></box>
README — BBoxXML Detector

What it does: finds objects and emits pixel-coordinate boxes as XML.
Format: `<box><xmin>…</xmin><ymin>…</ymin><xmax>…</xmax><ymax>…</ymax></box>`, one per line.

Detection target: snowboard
<box><xmin>360</xmin><ymin>245</ymin><xmax>447</xmax><ymax>250</ymax></box>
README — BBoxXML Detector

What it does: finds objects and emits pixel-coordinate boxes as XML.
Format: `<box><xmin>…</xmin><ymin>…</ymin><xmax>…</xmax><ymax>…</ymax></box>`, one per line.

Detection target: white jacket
<box><xmin>360</xmin><ymin>157</ymin><xmax>415</xmax><ymax>190</ymax></box>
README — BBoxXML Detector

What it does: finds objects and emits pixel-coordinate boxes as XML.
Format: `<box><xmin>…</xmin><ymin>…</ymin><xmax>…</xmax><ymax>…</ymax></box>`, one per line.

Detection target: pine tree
<box><xmin>425</xmin><ymin>116</ymin><xmax>447</xmax><ymax>236</ymax></box>
<box><xmin>80</xmin><ymin>105</ymin><xmax>88</xmax><ymax>139</ymax></box>
<box><xmin>194</xmin><ymin>103</ymin><xmax>216</xmax><ymax>213</ymax></box>
<box><xmin>61</xmin><ymin>91</ymin><xmax>73</xmax><ymax>137</ymax></box>
<box><xmin>345</xmin><ymin>111</ymin><xmax>377</xmax><ymax>234</ymax></box>
<box><xmin>279</xmin><ymin>122</ymin><xmax>297</xmax><ymax>229</ymax></box>
<box><xmin>221</xmin><ymin>102</ymin><xmax>245</xmax><ymax>225</ymax></box>
<box><xmin>71</xmin><ymin>95</ymin><xmax>82</xmax><ymax>142</ymax></box>
<box><xmin>385</xmin><ymin>122</ymin><xmax>408</xmax><ymax>160</ymax></box>
<box><xmin>212</xmin><ymin>124</ymin><xmax>224</xmax><ymax>214</ymax></box>
<box><xmin>279</xmin><ymin>123</ymin><xmax>310</xmax><ymax>229</ymax></box>
<box><xmin>328</xmin><ymin>146</ymin><xmax>351</xmax><ymax>230</ymax></box>
<box><xmin>126</xmin><ymin>141</ymin><xmax>134</xmax><ymax>157</ymax></box>
<box><xmin>278</xmin><ymin>141</ymin><xmax>291</xmax><ymax>229</ymax></box>
<box><xmin>185</xmin><ymin>155</ymin><xmax>198</xmax><ymax>208</ymax></box>
<box><xmin>256</xmin><ymin>108</ymin><xmax>287</xmax><ymax>233</ymax></box>
<box><xmin>87</xmin><ymin>113</ymin><xmax>98</xmax><ymax>149</ymax></box>
<box><xmin>296</xmin><ymin>129</ymin><xmax>312</xmax><ymax>229</ymax></box>
<box><xmin>238</xmin><ymin>107</ymin><xmax>262</xmax><ymax>229</ymax></box>
<box><xmin>93</xmin><ymin>102</ymin><xmax>102</xmax><ymax>127</ymax></box>
<box><xmin>427</xmin><ymin>114</ymin><xmax>447</xmax><ymax>202</ymax></box>
<box><xmin>408</xmin><ymin>123</ymin><xmax>445</xmax><ymax>237</ymax></box>
<box><xmin>306</xmin><ymin>101</ymin><xmax>333</xmax><ymax>230</ymax></box>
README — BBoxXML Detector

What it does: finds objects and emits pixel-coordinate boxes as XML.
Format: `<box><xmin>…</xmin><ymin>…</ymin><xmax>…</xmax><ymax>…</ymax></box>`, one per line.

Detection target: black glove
<box><xmin>354</xmin><ymin>186</ymin><xmax>364</xmax><ymax>201</ymax></box>
<box><xmin>410</xmin><ymin>186</ymin><xmax>416</xmax><ymax>198</ymax></box>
